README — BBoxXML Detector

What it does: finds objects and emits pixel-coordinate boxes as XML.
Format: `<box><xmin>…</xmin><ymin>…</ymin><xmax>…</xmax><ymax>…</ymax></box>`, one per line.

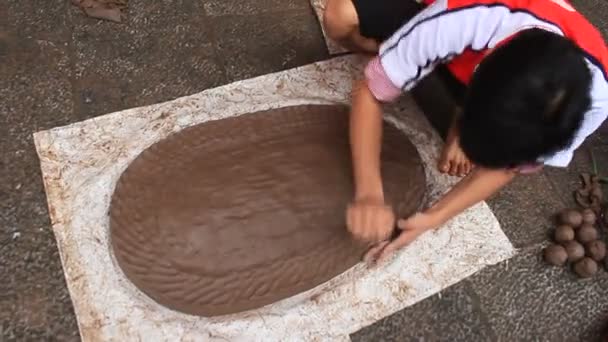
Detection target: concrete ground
<box><xmin>1</xmin><ymin>0</ymin><xmax>607</xmax><ymax>340</ymax></box>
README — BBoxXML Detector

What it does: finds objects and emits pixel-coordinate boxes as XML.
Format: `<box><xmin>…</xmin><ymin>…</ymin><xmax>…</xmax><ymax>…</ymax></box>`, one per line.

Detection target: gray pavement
<box><xmin>1</xmin><ymin>0</ymin><xmax>607</xmax><ymax>340</ymax></box>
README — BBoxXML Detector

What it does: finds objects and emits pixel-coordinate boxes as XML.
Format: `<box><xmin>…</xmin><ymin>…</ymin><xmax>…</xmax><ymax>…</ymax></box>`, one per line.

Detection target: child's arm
<box><xmin>346</xmin><ymin>79</ymin><xmax>395</xmax><ymax>244</ymax></box>
<box><xmin>374</xmin><ymin>167</ymin><xmax>517</xmax><ymax>262</ymax></box>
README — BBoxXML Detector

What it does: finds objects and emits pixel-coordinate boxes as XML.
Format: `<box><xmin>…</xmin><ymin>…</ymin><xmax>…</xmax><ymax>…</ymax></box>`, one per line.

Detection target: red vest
<box><xmin>423</xmin><ymin>0</ymin><xmax>608</xmax><ymax>84</ymax></box>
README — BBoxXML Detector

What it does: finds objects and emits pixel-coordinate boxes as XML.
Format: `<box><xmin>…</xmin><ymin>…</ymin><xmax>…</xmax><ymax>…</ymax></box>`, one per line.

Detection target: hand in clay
<box><xmin>364</xmin><ymin>213</ymin><xmax>439</xmax><ymax>265</ymax></box>
<box><xmin>346</xmin><ymin>198</ymin><xmax>395</xmax><ymax>243</ymax></box>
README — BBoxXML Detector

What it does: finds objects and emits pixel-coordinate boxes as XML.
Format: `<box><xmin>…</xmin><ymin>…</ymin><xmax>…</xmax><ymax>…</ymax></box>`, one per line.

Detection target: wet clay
<box><xmin>109</xmin><ymin>105</ymin><xmax>427</xmax><ymax>317</ymax></box>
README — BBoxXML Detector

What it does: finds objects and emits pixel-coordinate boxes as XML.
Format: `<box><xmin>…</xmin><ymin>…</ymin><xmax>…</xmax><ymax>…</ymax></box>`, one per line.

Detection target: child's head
<box><xmin>459</xmin><ymin>28</ymin><xmax>592</xmax><ymax>169</ymax></box>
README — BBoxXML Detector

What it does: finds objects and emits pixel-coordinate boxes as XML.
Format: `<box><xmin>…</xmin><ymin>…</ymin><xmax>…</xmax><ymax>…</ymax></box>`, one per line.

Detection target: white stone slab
<box><xmin>33</xmin><ymin>55</ymin><xmax>514</xmax><ymax>342</ymax></box>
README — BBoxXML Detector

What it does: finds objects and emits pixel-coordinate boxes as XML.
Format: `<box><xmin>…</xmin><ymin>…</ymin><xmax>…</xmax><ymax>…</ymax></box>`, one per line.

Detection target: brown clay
<box><xmin>585</xmin><ymin>240</ymin><xmax>606</xmax><ymax>262</ymax></box>
<box><xmin>573</xmin><ymin>257</ymin><xmax>598</xmax><ymax>278</ymax></box>
<box><xmin>591</xmin><ymin>185</ymin><xmax>603</xmax><ymax>202</ymax></box>
<box><xmin>554</xmin><ymin>225</ymin><xmax>575</xmax><ymax>243</ymax></box>
<box><xmin>109</xmin><ymin>105</ymin><xmax>427</xmax><ymax>317</ymax></box>
<box><xmin>574</xmin><ymin>173</ymin><xmax>604</xmax><ymax>209</ymax></box>
<box><xmin>563</xmin><ymin>240</ymin><xmax>585</xmax><ymax>262</ymax></box>
<box><xmin>558</xmin><ymin>209</ymin><xmax>583</xmax><ymax>227</ymax></box>
<box><xmin>543</xmin><ymin>244</ymin><xmax>568</xmax><ymax>266</ymax></box>
<box><xmin>576</xmin><ymin>224</ymin><xmax>598</xmax><ymax>244</ymax></box>
<box><xmin>581</xmin><ymin>208</ymin><xmax>597</xmax><ymax>225</ymax></box>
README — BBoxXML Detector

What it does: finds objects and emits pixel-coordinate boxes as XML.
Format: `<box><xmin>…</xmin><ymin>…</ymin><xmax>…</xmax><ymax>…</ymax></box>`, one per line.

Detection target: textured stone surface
<box><xmin>203</xmin><ymin>0</ymin><xmax>309</xmax><ymax>16</ymax></box>
<box><xmin>352</xmin><ymin>282</ymin><xmax>496</xmax><ymax>342</ymax></box>
<box><xmin>70</xmin><ymin>1</ymin><xmax>225</xmax><ymax>118</ymax></box>
<box><xmin>543</xmin><ymin>138</ymin><xmax>608</xmax><ymax>208</ymax></box>
<box><xmin>468</xmin><ymin>249</ymin><xmax>608</xmax><ymax>341</ymax></box>
<box><xmin>0</xmin><ymin>18</ymin><xmax>79</xmax><ymax>341</ymax></box>
<box><xmin>212</xmin><ymin>11</ymin><xmax>328</xmax><ymax>81</ymax></box>
<box><xmin>487</xmin><ymin>173</ymin><xmax>566</xmax><ymax>248</ymax></box>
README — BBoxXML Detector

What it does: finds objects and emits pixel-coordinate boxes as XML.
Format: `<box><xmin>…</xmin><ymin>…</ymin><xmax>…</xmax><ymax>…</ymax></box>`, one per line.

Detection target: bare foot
<box><xmin>323</xmin><ymin>0</ymin><xmax>379</xmax><ymax>53</ymax></box>
<box><xmin>438</xmin><ymin>135</ymin><xmax>473</xmax><ymax>177</ymax></box>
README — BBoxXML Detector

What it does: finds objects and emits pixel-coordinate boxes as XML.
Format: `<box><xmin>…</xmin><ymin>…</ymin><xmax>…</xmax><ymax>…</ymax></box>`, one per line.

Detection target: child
<box><xmin>324</xmin><ymin>0</ymin><xmax>608</xmax><ymax>263</ymax></box>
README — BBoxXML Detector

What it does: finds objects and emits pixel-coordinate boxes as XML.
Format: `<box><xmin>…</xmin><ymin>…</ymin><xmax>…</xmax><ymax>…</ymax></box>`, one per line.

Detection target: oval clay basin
<box><xmin>109</xmin><ymin>104</ymin><xmax>426</xmax><ymax>316</ymax></box>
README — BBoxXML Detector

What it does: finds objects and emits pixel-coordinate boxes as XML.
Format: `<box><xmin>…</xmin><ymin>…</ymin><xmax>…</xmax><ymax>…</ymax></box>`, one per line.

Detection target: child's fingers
<box><xmin>397</xmin><ymin>218</ymin><xmax>410</xmax><ymax>230</ymax></box>
<box><xmin>383</xmin><ymin>211</ymin><xmax>395</xmax><ymax>240</ymax></box>
<box><xmin>464</xmin><ymin>161</ymin><xmax>471</xmax><ymax>175</ymax></box>
<box><xmin>346</xmin><ymin>206</ymin><xmax>353</xmax><ymax>231</ymax></box>
<box><xmin>457</xmin><ymin>159</ymin><xmax>467</xmax><ymax>177</ymax></box>
<box><xmin>376</xmin><ymin>231</ymin><xmax>417</xmax><ymax>263</ymax></box>
<box><xmin>449</xmin><ymin>162</ymin><xmax>458</xmax><ymax>176</ymax></box>
<box><xmin>439</xmin><ymin>160</ymin><xmax>451</xmax><ymax>173</ymax></box>
<box><xmin>363</xmin><ymin>241</ymin><xmax>389</xmax><ymax>265</ymax></box>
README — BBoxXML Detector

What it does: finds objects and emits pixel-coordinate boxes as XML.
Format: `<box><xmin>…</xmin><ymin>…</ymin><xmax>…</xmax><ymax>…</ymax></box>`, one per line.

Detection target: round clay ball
<box><xmin>543</xmin><ymin>244</ymin><xmax>568</xmax><ymax>266</ymax></box>
<box><xmin>558</xmin><ymin>209</ymin><xmax>583</xmax><ymax>227</ymax></box>
<box><xmin>573</xmin><ymin>257</ymin><xmax>598</xmax><ymax>278</ymax></box>
<box><xmin>581</xmin><ymin>208</ymin><xmax>597</xmax><ymax>225</ymax></box>
<box><xmin>563</xmin><ymin>240</ymin><xmax>585</xmax><ymax>262</ymax></box>
<box><xmin>576</xmin><ymin>224</ymin><xmax>598</xmax><ymax>244</ymax></box>
<box><xmin>585</xmin><ymin>240</ymin><xmax>606</xmax><ymax>262</ymax></box>
<box><xmin>554</xmin><ymin>225</ymin><xmax>575</xmax><ymax>243</ymax></box>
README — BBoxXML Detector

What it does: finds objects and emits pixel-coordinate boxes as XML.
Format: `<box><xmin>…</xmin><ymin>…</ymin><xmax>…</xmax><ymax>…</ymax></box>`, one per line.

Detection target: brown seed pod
<box><xmin>581</xmin><ymin>208</ymin><xmax>597</xmax><ymax>225</ymax></box>
<box><xmin>554</xmin><ymin>225</ymin><xmax>575</xmax><ymax>243</ymax></box>
<box><xmin>585</xmin><ymin>240</ymin><xmax>606</xmax><ymax>262</ymax></box>
<box><xmin>591</xmin><ymin>185</ymin><xmax>603</xmax><ymax>202</ymax></box>
<box><xmin>573</xmin><ymin>257</ymin><xmax>598</xmax><ymax>278</ymax></box>
<box><xmin>576</xmin><ymin>224</ymin><xmax>598</xmax><ymax>244</ymax></box>
<box><xmin>558</xmin><ymin>209</ymin><xmax>583</xmax><ymax>227</ymax></box>
<box><xmin>543</xmin><ymin>244</ymin><xmax>568</xmax><ymax>266</ymax></box>
<box><xmin>563</xmin><ymin>240</ymin><xmax>585</xmax><ymax>262</ymax></box>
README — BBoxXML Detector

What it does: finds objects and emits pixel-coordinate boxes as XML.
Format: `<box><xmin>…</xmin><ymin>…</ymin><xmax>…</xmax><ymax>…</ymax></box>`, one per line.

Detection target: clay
<box><xmin>573</xmin><ymin>257</ymin><xmax>598</xmax><ymax>278</ymax></box>
<box><xmin>554</xmin><ymin>225</ymin><xmax>575</xmax><ymax>243</ymax></box>
<box><xmin>581</xmin><ymin>208</ymin><xmax>597</xmax><ymax>225</ymax></box>
<box><xmin>563</xmin><ymin>241</ymin><xmax>585</xmax><ymax>262</ymax></box>
<box><xmin>585</xmin><ymin>240</ymin><xmax>606</xmax><ymax>262</ymax></box>
<box><xmin>109</xmin><ymin>105</ymin><xmax>427</xmax><ymax>316</ymax></box>
<box><xmin>576</xmin><ymin>224</ymin><xmax>598</xmax><ymax>244</ymax></box>
<box><xmin>543</xmin><ymin>244</ymin><xmax>568</xmax><ymax>266</ymax></box>
<box><xmin>558</xmin><ymin>209</ymin><xmax>583</xmax><ymax>227</ymax></box>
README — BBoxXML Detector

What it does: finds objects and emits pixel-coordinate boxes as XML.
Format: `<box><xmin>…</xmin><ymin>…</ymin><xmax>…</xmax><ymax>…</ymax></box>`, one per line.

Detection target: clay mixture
<box><xmin>543</xmin><ymin>172</ymin><xmax>608</xmax><ymax>278</ymax></box>
<box><xmin>109</xmin><ymin>104</ymin><xmax>427</xmax><ymax>316</ymax></box>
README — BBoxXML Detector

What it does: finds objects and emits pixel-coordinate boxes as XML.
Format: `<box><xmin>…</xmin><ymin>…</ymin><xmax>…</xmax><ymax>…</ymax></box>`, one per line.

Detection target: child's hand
<box><xmin>364</xmin><ymin>212</ymin><xmax>441</xmax><ymax>265</ymax></box>
<box><xmin>346</xmin><ymin>198</ymin><xmax>395</xmax><ymax>244</ymax></box>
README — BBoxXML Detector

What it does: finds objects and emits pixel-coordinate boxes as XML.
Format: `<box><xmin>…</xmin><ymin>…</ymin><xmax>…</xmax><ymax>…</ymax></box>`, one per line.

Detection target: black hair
<box><xmin>459</xmin><ymin>28</ymin><xmax>592</xmax><ymax>168</ymax></box>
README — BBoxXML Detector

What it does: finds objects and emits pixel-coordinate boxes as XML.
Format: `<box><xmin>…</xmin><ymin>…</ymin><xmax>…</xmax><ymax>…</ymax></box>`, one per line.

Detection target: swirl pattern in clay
<box><xmin>109</xmin><ymin>104</ymin><xmax>426</xmax><ymax>316</ymax></box>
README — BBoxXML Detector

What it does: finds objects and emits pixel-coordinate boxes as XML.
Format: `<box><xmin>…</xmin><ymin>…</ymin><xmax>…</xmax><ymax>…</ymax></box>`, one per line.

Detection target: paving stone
<box><xmin>351</xmin><ymin>282</ymin><xmax>496</xmax><ymax>342</ymax></box>
<box><xmin>211</xmin><ymin>10</ymin><xmax>329</xmax><ymax>81</ymax></box>
<box><xmin>3</xmin><ymin>0</ymin><xmax>70</xmax><ymax>42</ymax></box>
<box><xmin>543</xmin><ymin>131</ymin><xmax>608</xmax><ymax>209</ymax></box>
<box><xmin>468</xmin><ymin>248</ymin><xmax>608</xmax><ymax>341</ymax></box>
<box><xmin>486</xmin><ymin>172</ymin><xmax>566</xmax><ymax>248</ymax></box>
<box><xmin>203</xmin><ymin>0</ymin><xmax>310</xmax><ymax>16</ymax></box>
<box><xmin>0</xmin><ymin>31</ymin><xmax>80</xmax><ymax>342</ymax></box>
<box><xmin>70</xmin><ymin>0</ymin><xmax>225</xmax><ymax>118</ymax></box>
